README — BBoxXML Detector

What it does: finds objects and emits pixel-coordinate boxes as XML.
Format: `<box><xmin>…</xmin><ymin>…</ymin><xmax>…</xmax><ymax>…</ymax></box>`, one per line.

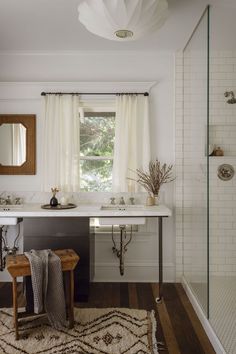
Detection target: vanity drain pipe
<box><xmin>0</xmin><ymin>226</ymin><xmax>19</xmax><ymax>271</ymax></box>
<box><xmin>112</xmin><ymin>225</ymin><xmax>133</xmax><ymax>276</ymax></box>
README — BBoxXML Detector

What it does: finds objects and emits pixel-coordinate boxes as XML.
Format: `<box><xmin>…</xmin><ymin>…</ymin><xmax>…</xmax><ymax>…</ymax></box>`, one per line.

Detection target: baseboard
<box><xmin>182</xmin><ymin>276</ymin><xmax>226</xmax><ymax>354</ymax></box>
<box><xmin>93</xmin><ymin>262</ymin><xmax>175</xmax><ymax>282</ymax></box>
<box><xmin>0</xmin><ymin>262</ymin><xmax>175</xmax><ymax>283</ymax></box>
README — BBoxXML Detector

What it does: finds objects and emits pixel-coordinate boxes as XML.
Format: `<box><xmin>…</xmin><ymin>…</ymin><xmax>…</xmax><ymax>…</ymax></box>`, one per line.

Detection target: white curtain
<box><xmin>42</xmin><ymin>95</ymin><xmax>80</xmax><ymax>192</ymax></box>
<box><xmin>112</xmin><ymin>94</ymin><xmax>150</xmax><ymax>192</ymax></box>
<box><xmin>12</xmin><ymin>124</ymin><xmax>26</xmax><ymax>166</ymax></box>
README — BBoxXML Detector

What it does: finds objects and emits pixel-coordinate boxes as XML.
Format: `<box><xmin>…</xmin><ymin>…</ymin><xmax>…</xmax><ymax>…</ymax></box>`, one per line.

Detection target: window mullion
<box><xmin>80</xmin><ymin>156</ymin><xmax>113</xmax><ymax>161</ymax></box>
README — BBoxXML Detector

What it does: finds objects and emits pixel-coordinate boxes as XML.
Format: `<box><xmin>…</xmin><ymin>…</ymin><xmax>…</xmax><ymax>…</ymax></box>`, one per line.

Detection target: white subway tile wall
<box><xmin>175</xmin><ymin>50</ymin><xmax>236</xmax><ymax>280</ymax></box>
<box><xmin>175</xmin><ymin>52</ymin><xmax>184</xmax><ymax>280</ymax></box>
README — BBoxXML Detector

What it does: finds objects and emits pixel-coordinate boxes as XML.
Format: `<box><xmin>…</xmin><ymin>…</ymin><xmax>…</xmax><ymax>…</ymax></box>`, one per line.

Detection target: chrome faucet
<box><xmin>110</xmin><ymin>197</ymin><xmax>116</xmax><ymax>205</ymax></box>
<box><xmin>119</xmin><ymin>197</ymin><xmax>125</xmax><ymax>205</ymax></box>
<box><xmin>5</xmin><ymin>196</ymin><xmax>12</xmax><ymax>205</ymax></box>
<box><xmin>0</xmin><ymin>195</ymin><xmax>22</xmax><ymax>205</ymax></box>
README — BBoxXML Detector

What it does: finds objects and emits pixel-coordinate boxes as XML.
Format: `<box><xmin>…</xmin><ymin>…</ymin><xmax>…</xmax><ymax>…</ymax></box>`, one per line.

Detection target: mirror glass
<box><xmin>0</xmin><ymin>123</ymin><xmax>27</xmax><ymax>166</ymax></box>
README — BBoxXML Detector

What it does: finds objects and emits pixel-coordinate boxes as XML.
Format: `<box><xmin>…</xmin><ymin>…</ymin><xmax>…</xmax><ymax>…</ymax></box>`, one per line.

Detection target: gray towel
<box><xmin>24</xmin><ymin>249</ymin><xmax>67</xmax><ymax>329</ymax></box>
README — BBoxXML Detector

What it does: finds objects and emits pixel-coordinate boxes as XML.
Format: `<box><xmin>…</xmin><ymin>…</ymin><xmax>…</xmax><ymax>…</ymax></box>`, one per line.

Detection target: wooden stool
<box><xmin>6</xmin><ymin>249</ymin><xmax>79</xmax><ymax>340</ymax></box>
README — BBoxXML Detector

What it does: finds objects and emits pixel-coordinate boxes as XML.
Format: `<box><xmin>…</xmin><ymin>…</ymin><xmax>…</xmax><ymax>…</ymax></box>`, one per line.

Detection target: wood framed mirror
<box><xmin>0</xmin><ymin>114</ymin><xmax>36</xmax><ymax>175</ymax></box>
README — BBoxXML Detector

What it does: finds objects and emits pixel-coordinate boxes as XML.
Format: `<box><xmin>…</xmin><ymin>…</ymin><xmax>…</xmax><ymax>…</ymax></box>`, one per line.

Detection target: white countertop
<box><xmin>0</xmin><ymin>203</ymin><xmax>171</xmax><ymax>218</ymax></box>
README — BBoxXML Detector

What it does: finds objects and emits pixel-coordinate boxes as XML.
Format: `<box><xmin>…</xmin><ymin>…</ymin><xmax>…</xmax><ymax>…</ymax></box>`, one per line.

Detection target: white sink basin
<box><xmin>99</xmin><ymin>204</ymin><xmax>146</xmax><ymax>225</ymax></box>
<box><xmin>0</xmin><ymin>217</ymin><xmax>22</xmax><ymax>226</ymax></box>
<box><xmin>99</xmin><ymin>217</ymin><xmax>146</xmax><ymax>226</ymax></box>
<box><xmin>100</xmin><ymin>204</ymin><xmax>145</xmax><ymax>211</ymax></box>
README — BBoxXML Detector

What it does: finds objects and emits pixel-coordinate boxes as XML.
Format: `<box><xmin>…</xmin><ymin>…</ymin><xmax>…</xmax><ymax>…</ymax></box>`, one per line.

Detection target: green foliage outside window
<box><xmin>80</xmin><ymin>113</ymin><xmax>115</xmax><ymax>191</ymax></box>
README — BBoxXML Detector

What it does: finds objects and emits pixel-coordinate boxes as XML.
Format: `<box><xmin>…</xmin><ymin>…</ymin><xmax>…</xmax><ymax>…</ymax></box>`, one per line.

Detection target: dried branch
<box><xmin>128</xmin><ymin>159</ymin><xmax>175</xmax><ymax>196</ymax></box>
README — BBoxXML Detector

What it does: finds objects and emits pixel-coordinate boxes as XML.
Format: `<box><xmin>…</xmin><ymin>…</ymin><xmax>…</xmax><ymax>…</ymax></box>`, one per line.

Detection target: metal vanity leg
<box><xmin>119</xmin><ymin>226</ymin><xmax>125</xmax><ymax>276</ymax></box>
<box><xmin>68</xmin><ymin>270</ymin><xmax>74</xmax><ymax>328</ymax></box>
<box><xmin>156</xmin><ymin>217</ymin><xmax>163</xmax><ymax>303</ymax></box>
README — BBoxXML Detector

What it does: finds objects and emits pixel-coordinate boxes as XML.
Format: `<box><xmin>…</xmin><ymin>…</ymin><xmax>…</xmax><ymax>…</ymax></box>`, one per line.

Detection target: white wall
<box><xmin>0</xmin><ymin>51</ymin><xmax>176</xmax><ymax>282</ymax></box>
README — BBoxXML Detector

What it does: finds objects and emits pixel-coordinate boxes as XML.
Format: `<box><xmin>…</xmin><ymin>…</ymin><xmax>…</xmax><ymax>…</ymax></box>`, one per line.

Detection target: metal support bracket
<box><xmin>156</xmin><ymin>217</ymin><xmax>163</xmax><ymax>303</ymax></box>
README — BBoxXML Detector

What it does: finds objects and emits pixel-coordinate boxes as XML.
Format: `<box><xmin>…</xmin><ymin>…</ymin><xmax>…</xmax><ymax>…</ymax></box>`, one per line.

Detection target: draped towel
<box><xmin>24</xmin><ymin>249</ymin><xmax>67</xmax><ymax>329</ymax></box>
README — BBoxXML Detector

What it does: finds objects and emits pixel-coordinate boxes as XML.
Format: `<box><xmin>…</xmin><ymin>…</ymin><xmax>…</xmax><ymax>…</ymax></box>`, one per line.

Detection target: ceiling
<box><xmin>0</xmin><ymin>0</ymin><xmax>235</xmax><ymax>52</ymax></box>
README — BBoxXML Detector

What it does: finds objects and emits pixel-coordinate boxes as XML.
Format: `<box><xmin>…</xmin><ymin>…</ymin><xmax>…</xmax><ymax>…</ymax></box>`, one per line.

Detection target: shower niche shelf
<box><xmin>209</xmin><ymin>123</ymin><xmax>236</xmax><ymax>157</ymax></box>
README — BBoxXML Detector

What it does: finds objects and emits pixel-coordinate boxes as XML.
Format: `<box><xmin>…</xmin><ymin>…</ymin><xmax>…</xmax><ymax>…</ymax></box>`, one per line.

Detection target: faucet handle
<box><xmin>129</xmin><ymin>197</ymin><xmax>135</xmax><ymax>205</ymax></box>
<box><xmin>0</xmin><ymin>198</ymin><xmax>6</xmax><ymax>205</ymax></box>
<box><xmin>14</xmin><ymin>197</ymin><xmax>22</xmax><ymax>205</ymax></box>
<box><xmin>110</xmin><ymin>197</ymin><xmax>116</xmax><ymax>205</ymax></box>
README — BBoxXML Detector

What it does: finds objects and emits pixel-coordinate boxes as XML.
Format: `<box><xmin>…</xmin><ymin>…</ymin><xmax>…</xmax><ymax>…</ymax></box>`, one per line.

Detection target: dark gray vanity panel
<box><xmin>23</xmin><ymin>217</ymin><xmax>94</xmax><ymax>304</ymax></box>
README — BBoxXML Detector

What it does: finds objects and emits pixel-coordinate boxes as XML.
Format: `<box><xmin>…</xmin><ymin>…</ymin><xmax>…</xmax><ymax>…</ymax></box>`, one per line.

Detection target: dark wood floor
<box><xmin>0</xmin><ymin>282</ymin><xmax>216</xmax><ymax>354</ymax></box>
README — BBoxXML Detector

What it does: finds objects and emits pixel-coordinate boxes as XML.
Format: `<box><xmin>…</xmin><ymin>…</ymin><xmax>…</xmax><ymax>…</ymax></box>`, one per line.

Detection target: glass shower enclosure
<box><xmin>182</xmin><ymin>4</ymin><xmax>236</xmax><ymax>354</ymax></box>
<box><xmin>183</xmin><ymin>6</ymin><xmax>209</xmax><ymax>316</ymax></box>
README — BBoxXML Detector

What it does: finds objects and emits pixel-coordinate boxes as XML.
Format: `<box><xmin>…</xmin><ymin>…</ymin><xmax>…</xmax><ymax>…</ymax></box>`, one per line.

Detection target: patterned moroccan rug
<box><xmin>0</xmin><ymin>307</ymin><xmax>159</xmax><ymax>354</ymax></box>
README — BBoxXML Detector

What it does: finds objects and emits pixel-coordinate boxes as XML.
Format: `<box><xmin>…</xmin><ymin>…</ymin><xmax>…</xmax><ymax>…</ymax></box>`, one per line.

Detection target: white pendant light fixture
<box><xmin>78</xmin><ymin>0</ymin><xmax>168</xmax><ymax>41</ymax></box>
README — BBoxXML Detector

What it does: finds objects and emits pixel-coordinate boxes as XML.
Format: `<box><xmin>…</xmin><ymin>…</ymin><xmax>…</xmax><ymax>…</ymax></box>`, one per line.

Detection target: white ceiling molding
<box><xmin>0</xmin><ymin>50</ymin><xmax>172</xmax><ymax>56</ymax></box>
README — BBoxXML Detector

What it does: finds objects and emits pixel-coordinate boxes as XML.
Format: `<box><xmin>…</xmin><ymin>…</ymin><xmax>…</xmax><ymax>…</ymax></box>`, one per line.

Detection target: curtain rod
<box><xmin>41</xmin><ymin>92</ymin><xmax>149</xmax><ymax>96</ymax></box>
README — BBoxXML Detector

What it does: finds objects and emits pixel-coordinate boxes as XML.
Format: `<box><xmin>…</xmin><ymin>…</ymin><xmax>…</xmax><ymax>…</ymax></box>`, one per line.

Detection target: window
<box><xmin>80</xmin><ymin>111</ymin><xmax>115</xmax><ymax>191</ymax></box>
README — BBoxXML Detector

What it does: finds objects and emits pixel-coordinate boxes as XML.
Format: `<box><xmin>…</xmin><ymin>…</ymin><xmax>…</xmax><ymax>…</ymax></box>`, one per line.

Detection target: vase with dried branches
<box><xmin>128</xmin><ymin>159</ymin><xmax>175</xmax><ymax>205</ymax></box>
<box><xmin>50</xmin><ymin>187</ymin><xmax>59</xmax><ymax>207</ymax></box>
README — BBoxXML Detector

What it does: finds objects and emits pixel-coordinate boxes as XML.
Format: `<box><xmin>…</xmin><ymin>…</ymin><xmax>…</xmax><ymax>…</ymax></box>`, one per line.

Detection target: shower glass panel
<box><xmin>209</xmin><ymin>4</ymin><xmax>236</xmax><ymax>354</ymax></box>
<box><xmin>182</xmin><ymin>4</ymin><xmax>236</xmax><ymax>352</ymax></box>
<box><xmin>183</xmin><ymin>8</ymin><xmax>209</xmax><ymax>316</ymax></box>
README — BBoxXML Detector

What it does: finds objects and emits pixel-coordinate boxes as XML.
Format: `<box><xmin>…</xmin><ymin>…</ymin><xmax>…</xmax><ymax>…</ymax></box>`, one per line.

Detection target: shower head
<box><xmin>224</xmin><ymin>91</ymin><xmax>236</xmax><ymax>104</ymax></box>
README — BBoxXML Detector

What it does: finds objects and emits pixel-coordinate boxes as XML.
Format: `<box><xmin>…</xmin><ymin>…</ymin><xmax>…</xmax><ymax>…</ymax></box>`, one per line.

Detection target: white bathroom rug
<box><xmin>0</xmin><ymin>307</ymin><xmax>159</xmax><ymax>354</ymax></box>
